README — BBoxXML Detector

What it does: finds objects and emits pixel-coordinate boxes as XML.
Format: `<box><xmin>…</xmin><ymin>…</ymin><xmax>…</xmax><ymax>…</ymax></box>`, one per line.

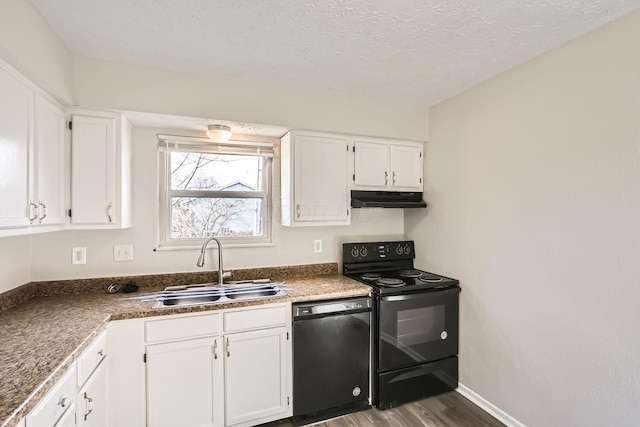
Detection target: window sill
<box><xmin>154</xmin><ymin>241</ymin><xmax>275</xmax><ymax>251</ymax></box>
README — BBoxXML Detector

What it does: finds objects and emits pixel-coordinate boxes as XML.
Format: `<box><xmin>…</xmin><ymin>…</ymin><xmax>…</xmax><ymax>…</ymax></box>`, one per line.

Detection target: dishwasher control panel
<box><xmin>293</xmin><ymin>298</ymin><xmax>371</xmax><ymax>318</ymax></box>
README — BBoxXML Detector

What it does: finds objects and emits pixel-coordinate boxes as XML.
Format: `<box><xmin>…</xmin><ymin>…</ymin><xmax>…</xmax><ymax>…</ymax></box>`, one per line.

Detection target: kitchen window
<box><xmin>158</xmin><ymin>135</ymin><xmax>273</xmax><ymax>247</ymax></box>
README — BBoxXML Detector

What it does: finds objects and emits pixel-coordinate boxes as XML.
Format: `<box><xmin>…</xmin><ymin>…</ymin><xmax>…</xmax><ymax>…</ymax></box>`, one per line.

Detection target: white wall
<box><xmin>31</xmin><ymin>126</ymin><xmax>404</xmax><ymax>280</ymax></box>
<box><xmin>0</xmin><ymin>236</ymin><xmax>31</xmax><ymax>294</ymax></box>
<box><xmin>73</xmin><ymin>56</ymin><xmax>429</xmax><ymax>141</ymax></box>
<box><xmin>405</xmin><ymin>8</ymin><xmax>640</xmax><ymax>427</ymax></box>
<box><xmin>0</xmin><ymin>0</ymin><xmax>74</xmax><ymax>104</ymax></box>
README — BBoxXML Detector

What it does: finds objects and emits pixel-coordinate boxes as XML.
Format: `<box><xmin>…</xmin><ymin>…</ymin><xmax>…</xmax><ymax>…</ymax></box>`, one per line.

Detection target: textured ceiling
<box><xmin>30</xmin><ymin>0</ymin><xmax>640</xmax><ymax>107</ymax></box>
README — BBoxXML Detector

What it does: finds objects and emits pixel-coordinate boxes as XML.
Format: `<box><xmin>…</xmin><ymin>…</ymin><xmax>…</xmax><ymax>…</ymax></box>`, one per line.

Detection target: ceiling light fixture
<box><xmin>206</xmin><ymin>124</ymin><xmax>232</xmax><ymax>143</ymax></box>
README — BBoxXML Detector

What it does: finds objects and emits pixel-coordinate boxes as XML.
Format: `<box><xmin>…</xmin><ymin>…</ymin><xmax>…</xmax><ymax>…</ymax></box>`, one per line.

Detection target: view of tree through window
<box><xmin>169</xmin><ymin>152</ymin><xmax>267</xmax><ymax>239</ymax></box>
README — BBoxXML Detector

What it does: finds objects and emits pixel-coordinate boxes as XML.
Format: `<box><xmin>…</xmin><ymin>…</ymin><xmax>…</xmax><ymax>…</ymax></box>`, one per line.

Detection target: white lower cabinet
<box><xmin>224</xmin><ymin>327</ymin><xmax>288</xmax><ymax>426</ymax></box>
<box><xmin>26</xmin><ymin>331</ymin><xmax>108</xmax><ymax>427</ymax></box>
<box><xmin>77</xmin><ymin>361</ymin><xmax>108</xmax><ymax>427</ymax></box>
<box><xmin>146</xmin><ymin>337</ymin><xmax>223</xmax><ymax>427</ymax></box>
<box><xmin>27</xmin><ymin>366</ymin><xmax>76</xmax><ymax>427</ymax></box>
<box><xmin>135</xmin><ymin>303</ymin><xmax>292</xmax><ymax>427</ymax></box>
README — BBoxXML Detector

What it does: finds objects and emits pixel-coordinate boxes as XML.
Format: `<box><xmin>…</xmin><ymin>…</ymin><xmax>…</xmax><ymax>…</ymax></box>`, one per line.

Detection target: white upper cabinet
<box><xmin>389</xmin><ymin>143</ymin><xmax>423</xmax><ymax>189</ymax></box>
<box><xmin>70</xmin><ymin>111</ymin><xmax>132</xmax><ymax>228</ymax></box>
<box><xmin>353</xmin><ymin>140</ymin><xmax>389</xmax><ymax>188</ymax></box>
<box><xmin>0</xmin><ymin>62</ymin><xmax>33</xmax><ymax>228</ymax></box>
<box><xmin>33</xmin><ymin>95</ymin><xmax>66</xmax><ymax>226</ymax></box>
<box><xmin>281</xmin><ymin>130</ymin><xmax>350</xmax><ymax>226</ymax></box>
<box><xmin>353</xmin><ymin>138</ymin><xmax>424</xmax><ymax>191</ymax></box>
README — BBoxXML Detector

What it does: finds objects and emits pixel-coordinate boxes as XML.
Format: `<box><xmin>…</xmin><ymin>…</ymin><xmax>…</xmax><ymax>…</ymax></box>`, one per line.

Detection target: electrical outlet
<box><xmin>314</xmin><ymin>239</ymin><xmax>323</xmax><ymax>253</ymax></box>
<box><xmin>114</xmin><ymin>244</ymin><xmax>134</xmax><ymax>261</ymax></box>
<box><xmin>72</xmin><ymin>247</ymin><xmax>86</xmax><ymax>265</ymax></box>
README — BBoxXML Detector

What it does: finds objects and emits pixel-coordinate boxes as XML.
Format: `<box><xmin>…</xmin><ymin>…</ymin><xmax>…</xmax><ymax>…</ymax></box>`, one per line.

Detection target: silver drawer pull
<box><xmin>58</xmin><ymin>396</ymin><xmax>67</xmax><ymax>407</ymax></box>
<box><xmin>29</xmin><ymin>201</ymin><xmax>38</xmax><ymax>223</ymax></box>
<box><xmin>84</xmin><ymin>392</ymin><xmax>93</xmax><ymax>420</ymax></box>
<box><xmin>98</xmin><ymin>349</ymin><xmax>104</xmax><ymax>357</ymax></box>
<box><xmin>226</xmin><ymin>337</ymin><xmax>230</xmax><ymax>357</ymax></box>
<box><xmin>38</xmin><ymin>201</ymin><xmax>47</xmax><ymax>223</ymax></box>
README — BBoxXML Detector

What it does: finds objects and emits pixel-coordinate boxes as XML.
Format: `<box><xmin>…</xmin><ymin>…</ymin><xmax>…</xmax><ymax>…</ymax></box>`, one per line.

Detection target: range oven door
<box><xmin>377</xmin><ymin>287</ymin><xmax>459</xmax><ymax>372</ymax></box>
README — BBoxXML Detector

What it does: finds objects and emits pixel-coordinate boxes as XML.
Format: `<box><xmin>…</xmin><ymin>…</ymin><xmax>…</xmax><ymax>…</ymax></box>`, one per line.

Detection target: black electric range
<box><xmin>343</xmin><ymin>240</ymin><xmax>460</xmax><ymax>410</ymax></box>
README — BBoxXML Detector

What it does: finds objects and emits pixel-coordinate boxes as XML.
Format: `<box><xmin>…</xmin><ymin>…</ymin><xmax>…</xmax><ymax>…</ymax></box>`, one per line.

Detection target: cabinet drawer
<box><xmin>77</xmin><ymin>331</ymin><xmax>107</xmax><ymax>387</ymax></box>
<box><xmin>27</xmin><ymin>366</ymin><xmax>76</xmax><ymax>427</ymax></box>
<box><xmin>145</xmin><ymin>313</ymin><xmax>221</xmax><ymax>343</ymax></box>
<box><xmin>224</xmin><ymin>305</ymin><xmax>287</xmax><ymax>333</ymax></box>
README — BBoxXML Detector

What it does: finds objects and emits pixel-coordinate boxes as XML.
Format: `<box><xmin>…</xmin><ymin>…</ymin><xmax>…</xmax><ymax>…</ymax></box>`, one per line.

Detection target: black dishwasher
<box><xmin>292</xmin><ymin>297</ymin><xmax>371</xmax><ymax>425</ymax></box>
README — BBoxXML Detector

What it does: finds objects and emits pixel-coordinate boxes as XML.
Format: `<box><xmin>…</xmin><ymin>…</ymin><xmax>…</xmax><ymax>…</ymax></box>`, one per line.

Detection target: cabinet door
<box><xmin>70</xmin><ymin>115</ymin><xmax>116</xmax><ymax>225</ymax></box>
<box><xmin>224</xmin><ymin>327</ymin><xmax>288</xmax><ymax>426</ymax></box>
<box><xmin>353</xmin><ymin>139</ymin><xmax>389</xmax><ymax>187</ymax></box>
<box><xmin>146</xmin><ymin>337</ymin><xmax>223</xmax><ymax>427</ymax></box>
<box><xmin>34</xmin><ymin>96</ymin><xmax>66</xmax><ymax>225</ymax></box>
<box><xmin>77</xmin><ymin>361</ymin><xmax>107</xmax><ymax>427</ymax></box>
<box><xmin>293</xmin><ymin>134</ymin><xmax>349</xmax><ymax>223</ymax></box>
<box><xmin>0</xmin><ymin>66</ymin><xmax>33</xmax><ymax>228</ymax></box>
<box><xmin>54</xmin><ymin>404</ymin><xmax>75</xmax><ymax>427</ymax></box>
<box><xmin>389</xmin><ymin>143</ymin><xmax>423</xmax><ymax>190</ymax></box>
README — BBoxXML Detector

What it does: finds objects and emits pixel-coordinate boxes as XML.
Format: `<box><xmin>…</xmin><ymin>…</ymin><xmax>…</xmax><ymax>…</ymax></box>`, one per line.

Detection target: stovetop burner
<box><xmin>419</xmin><ymin>273</ymin><xmax>444</xmax><ymax>283</ymax></box>
<box><xmin>375</xmin><ymin>278</ymin><xmax>406</xmax><ymax>287</ymax></box>
<box><xmin>398</xmin><ymin>269</ymin><xmax>422</xmax><ymax>278</ymax></box>
<box><xmin>360</xmin><ymin>273</ymin><xmax>381</xmax><ymax>281</ymax></box>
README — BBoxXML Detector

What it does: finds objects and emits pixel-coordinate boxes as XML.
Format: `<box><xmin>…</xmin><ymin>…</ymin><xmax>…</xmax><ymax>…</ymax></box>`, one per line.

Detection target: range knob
<box><xmin>351</xmin><ymin>247</ymin><xmax>360</xmax><ymax>258</ymax></box>
<box><xmin>403</xmin><ymin>245</ymin><xmax>411</xmax><ymax>255</ymax></box>
<box><xmin>395</xmin><ymin>245</ymin><xmax>404</xmax><ymax>255</ymax></box>
<box><xmin>359</xmin><ymin>247</ymin><xmax>368</xmax><ymax>257</ymax></box>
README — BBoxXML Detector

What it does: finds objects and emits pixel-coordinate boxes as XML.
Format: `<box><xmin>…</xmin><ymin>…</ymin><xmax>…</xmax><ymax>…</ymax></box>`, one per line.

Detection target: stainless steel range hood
<box><xmin>350</xmin><ymin>190</ymin><xmax>427</xmax><ymax>208</ymax></box>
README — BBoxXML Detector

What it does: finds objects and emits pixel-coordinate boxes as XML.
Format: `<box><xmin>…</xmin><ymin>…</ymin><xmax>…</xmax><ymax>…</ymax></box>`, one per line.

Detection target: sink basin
<box><xmin>225</xmin><ymin>286</ymin><xmax>278</xmax><ymax>300</ymax></box>
<box><xmin>161</xmin><ymin>295</ymin><xmax>221</xmax><ymax>306</ymax></box>
<box><xmin>151</xmin><ymin>282</ymin><xmax>287</xmax><ymax>308</ymax></box>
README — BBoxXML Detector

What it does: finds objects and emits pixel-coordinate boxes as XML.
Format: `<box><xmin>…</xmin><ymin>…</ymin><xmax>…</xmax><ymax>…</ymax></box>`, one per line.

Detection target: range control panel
<box><xmin>343</xmin><ymin>241</ymin><xmax>415</xmax><ymax>262</ymax></box>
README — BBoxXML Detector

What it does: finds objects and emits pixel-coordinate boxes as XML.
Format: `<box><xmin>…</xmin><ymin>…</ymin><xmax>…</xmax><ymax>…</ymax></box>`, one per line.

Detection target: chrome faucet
<box><xmin>196</xmin><ymin>237</ymin><xmax>226</xmax><ymax>285</ymax></box>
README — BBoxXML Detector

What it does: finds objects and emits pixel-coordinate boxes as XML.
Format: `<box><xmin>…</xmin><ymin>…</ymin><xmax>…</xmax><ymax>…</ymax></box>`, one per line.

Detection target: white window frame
<box><xmin>157</xmin><ymin>134</ymin><xmax>273</xmax><ymax>248</ymax></box>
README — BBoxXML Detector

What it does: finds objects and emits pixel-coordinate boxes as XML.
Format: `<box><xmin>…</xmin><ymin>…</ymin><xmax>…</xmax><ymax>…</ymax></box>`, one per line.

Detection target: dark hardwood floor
<box><xmin>262</xmin><ymin>391</ymin><xmax>504</xmax><ymax>427</ymax></box>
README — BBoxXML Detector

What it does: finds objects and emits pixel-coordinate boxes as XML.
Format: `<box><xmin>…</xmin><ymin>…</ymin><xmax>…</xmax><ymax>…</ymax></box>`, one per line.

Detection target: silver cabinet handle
<box><xmin>392</xmin><ymin>171</ymin><xmax>396</xmax><ymax>186</ymax></box>
<box><xmin>38</xmin><ymin>201</ymin><xmax>47</xmax><ymax>223</ymax></box>
<box><xmin>226</xmin><ymin>337</ymin><xmax>230</xmax><ymax>357</ymax></box>
<box><xmin>97</xmin><ymin>349</ymin><xmax>104</xmax><ymax>357</ymax></box>
<box><xmin>384</xmin><ymin>171</ymin><xmax>388</xmax><ymax>186</ymax></box>
<box><xmin>84</xmin><ymin>392</ymin><xmax>93</xmax><ymax>420</ymax></box>
<box><xmin>213</xmin><ymin>339</ymin><xmax>218</xmax><ymax>360</ymax></box>
<box><xmin>58</xmin><ymin>396</ymin><xmax>67</xmax><ymax>408</ymax></box>
<box><xmin>296</xmin><ymin>204</ymin><xmax>301</xmax><ymax>219</ymax></box>
<box><xmin>107</xmin><ymin>202</ymin><xmax>113</xmax><ymax>223</ymax></box>
<box><xmin>29</xmin><ymin>201</ymin><xmax>38</xmax><ymax>224</ymax></box>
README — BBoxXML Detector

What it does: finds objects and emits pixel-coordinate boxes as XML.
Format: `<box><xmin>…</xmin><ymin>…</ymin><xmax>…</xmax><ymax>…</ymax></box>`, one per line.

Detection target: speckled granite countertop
<box><xmin>0</xmin><ymin>265</ymin><xmax>370</xmax><ymax>427</ymax></box>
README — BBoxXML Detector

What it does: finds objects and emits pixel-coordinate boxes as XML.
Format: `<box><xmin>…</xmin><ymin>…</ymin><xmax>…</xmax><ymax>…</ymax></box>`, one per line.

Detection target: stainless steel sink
<box><xmin>147</xmin><ymin>282</ymin><xmax>287</xmax><ymax>308</ymax></box>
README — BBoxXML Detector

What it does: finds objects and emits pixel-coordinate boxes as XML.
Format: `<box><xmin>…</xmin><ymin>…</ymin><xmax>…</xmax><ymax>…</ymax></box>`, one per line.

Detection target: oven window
<box><xmin>397</xmin><ymin>306</ymin><xmax>445</xmax><ymax>348</ymax></box>
<box><xmin>378</xmin><ymin>292</ymin><xmax>459</xmax><ymax>372</ymax></box>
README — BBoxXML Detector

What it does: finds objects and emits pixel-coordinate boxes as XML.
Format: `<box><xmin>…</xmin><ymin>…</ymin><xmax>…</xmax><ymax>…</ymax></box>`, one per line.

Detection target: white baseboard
<box><xmin>456</xmin><ymin>383</ymin><xmax>526</xmax><ymax>427</ymax></box>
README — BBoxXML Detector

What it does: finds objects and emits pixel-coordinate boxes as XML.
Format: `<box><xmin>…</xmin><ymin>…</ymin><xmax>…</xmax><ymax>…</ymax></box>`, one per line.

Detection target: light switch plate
<box><xmin>114</xmin><ymin>244</ymin><xmax>133</xmax><ymax>261</ymax></box>
<box><xmin>72</xmin><ymin>247</ymin><xmax>86</xmax><ymax>265</ymax></box>
<box><xmin>313</xmin><ymin>239</ymin><xmax>323</xmax><ymax>253</ymax></box>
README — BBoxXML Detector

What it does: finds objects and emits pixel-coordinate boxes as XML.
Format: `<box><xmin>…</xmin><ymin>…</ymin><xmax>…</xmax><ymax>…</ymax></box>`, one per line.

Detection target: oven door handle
<box><xmin>381</xmin><ymin>287</ymin><xmax>460</xmax><ymax>302</ymax></box>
